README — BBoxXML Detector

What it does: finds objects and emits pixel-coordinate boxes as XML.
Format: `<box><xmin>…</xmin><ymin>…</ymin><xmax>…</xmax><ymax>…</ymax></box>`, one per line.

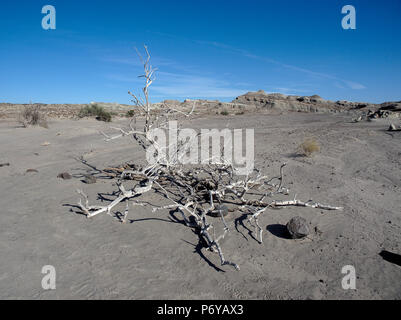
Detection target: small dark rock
<box><xmin>83</xmin><ymin>174</ymin><xmax>97</xmax><ymax>184</ymax></box>
<box><xmin>58</xmin><ymin>172</ymin><xmax>72</xmax><ymax>180</ymax></box>
<box><xmin>26</xmin><ymin>169</ymin><xmax>38</xmax><ymax>173</ymax></box>
<box><xmin>286</xmin><ymin>216</ymin><xmax>310</xmax><ymax>239</ymax></box>
<box><xmin>0</xmin><ymin>163</ymin><xmax>10</xmax><ymax>167</ymax></box>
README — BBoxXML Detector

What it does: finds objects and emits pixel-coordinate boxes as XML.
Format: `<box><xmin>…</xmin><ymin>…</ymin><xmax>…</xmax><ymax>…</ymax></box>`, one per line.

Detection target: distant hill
<box><xmin>1</xmin><ymin>92</ymin><xmax>400</xmax><ymax>119</ymax></box>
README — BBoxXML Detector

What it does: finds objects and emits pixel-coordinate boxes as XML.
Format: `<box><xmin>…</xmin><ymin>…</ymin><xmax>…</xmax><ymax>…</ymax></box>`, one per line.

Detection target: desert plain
<box><xmin>0</xmin><ymin>93</ymin><xmax>400</xmax><ymax>299</ymax></box>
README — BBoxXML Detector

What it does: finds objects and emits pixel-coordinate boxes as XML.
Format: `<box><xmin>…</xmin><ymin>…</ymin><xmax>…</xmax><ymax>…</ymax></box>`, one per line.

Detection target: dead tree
<box><xmin>77</xmin><ymin>46</ymin><xmax>342</xmax><ymax>270</ymax></box>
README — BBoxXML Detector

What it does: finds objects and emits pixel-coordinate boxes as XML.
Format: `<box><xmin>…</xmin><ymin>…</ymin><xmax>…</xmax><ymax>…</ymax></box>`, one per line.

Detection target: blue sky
<box><xmin>0</xmin><ymin>0</ymin><xmax>400</xmax><ymax>104</ymax></box>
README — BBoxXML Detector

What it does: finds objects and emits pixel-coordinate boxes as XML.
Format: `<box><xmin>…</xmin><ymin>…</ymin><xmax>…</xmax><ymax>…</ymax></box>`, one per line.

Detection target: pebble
<box><xmin>58</xmin><ymin>172</ymin><xmax>72</xmax><ymax>180</ymax></box>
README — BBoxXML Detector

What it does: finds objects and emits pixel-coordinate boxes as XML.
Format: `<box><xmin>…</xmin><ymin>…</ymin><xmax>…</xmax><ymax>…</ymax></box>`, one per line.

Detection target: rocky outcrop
<box><xmin>232</xmin><ymin>91</ymin><xmax>376</xmax><ymax>113</ymax></box>
<box><xmin>231</xmin><ymin>91</ymin><xmax>401</xmax><ymax>120</ymax></box>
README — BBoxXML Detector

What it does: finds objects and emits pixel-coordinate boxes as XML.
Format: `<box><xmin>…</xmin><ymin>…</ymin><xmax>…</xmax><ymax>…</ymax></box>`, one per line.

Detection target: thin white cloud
<box><xmin>154</xmin><ymin>32</ymin><xmax>366</xmax><ymax>91</ymax></box>
<box><xmin>106</xmin><ymin>70</ymin><xmax>249</xmax><ymax>99</ymax></box>
<box><xmin>343</xmin><ymin>80</ymin><xmax>366</xmax><ymax>90</ymax></box>
<box><xmin>273</xmin><ymin>87</ymin><xmax>312</xmax><ymax>95</ymax></box>
<box><xmin>201</xmin><ymin>40</ymin><xmax>366</xmax><ymax>90</ymax></box>
<box><xmin>152</xmin><ymin>71</ymin><xmax>249</xmax><ymax>98</ymax></box>
<box><xmin>104</xmin><ymin>49</ymin><xmax>252</xmax><ymax>99</ymax></box>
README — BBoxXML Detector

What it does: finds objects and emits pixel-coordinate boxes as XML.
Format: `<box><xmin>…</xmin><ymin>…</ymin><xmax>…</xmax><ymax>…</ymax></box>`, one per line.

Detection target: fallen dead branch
<box><xmin>75</xmin><ymin>45</ymin><xmax>342</xmax><ymax>270</ymax></box>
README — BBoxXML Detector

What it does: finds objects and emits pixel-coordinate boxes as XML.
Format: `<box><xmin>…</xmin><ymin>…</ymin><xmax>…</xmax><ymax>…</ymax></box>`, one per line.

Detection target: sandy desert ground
<box><xmin>0</xmin><ymin>112</ymin><xmax>400</xmax><ymax>299</ymax></box>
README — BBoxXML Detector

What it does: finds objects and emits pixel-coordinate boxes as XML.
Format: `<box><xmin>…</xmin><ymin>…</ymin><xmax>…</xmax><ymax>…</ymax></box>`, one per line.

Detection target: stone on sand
<box><xmin>286</xmin><ymin>216</ymin><xmax>310</xmax><ymax>239</ymax></box>
<box><xmin>58</xmin><ymin>172</ymin><xmax>72</xmax><ymax>180</ymax></box>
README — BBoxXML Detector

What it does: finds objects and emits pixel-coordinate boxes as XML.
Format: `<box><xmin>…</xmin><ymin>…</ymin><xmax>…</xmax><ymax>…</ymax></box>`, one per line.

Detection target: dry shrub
<box><xmin>299</xmin><ymin>138</ymin><xmax>320</xmax><ymax>157</ymax></box>
<box><xmin>19</xmin><ymin>104</ymin><xmax>48</xmax><ymax>128</ymax></box>
<box><xmin>78</xmin><ymin>104</ymin><xmax>112</xmax><ymax>122</ymax></box>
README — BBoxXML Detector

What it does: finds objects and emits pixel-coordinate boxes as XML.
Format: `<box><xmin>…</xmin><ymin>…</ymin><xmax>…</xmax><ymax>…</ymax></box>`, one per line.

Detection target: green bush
<box><xmin>220</xmin><ymin>110</ymin><xmax>229</xmax><ymax>116</ymax></box>
<box><xmin>78</xmin><ymin>104</ymin><xmax>112</xmax><ymax>122</ymax></box>
<box><xmin>126</xmin><ymin>109</ymin><xmax>135</xmax><ymax>117</ymax></box>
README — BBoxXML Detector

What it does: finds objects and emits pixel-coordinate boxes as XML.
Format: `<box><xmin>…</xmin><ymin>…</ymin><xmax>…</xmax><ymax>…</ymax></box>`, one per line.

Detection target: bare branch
<box><xmin>74</xmin><ymin>45</ymin><xmax>342</xmax><ymax>271</ymax></box>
